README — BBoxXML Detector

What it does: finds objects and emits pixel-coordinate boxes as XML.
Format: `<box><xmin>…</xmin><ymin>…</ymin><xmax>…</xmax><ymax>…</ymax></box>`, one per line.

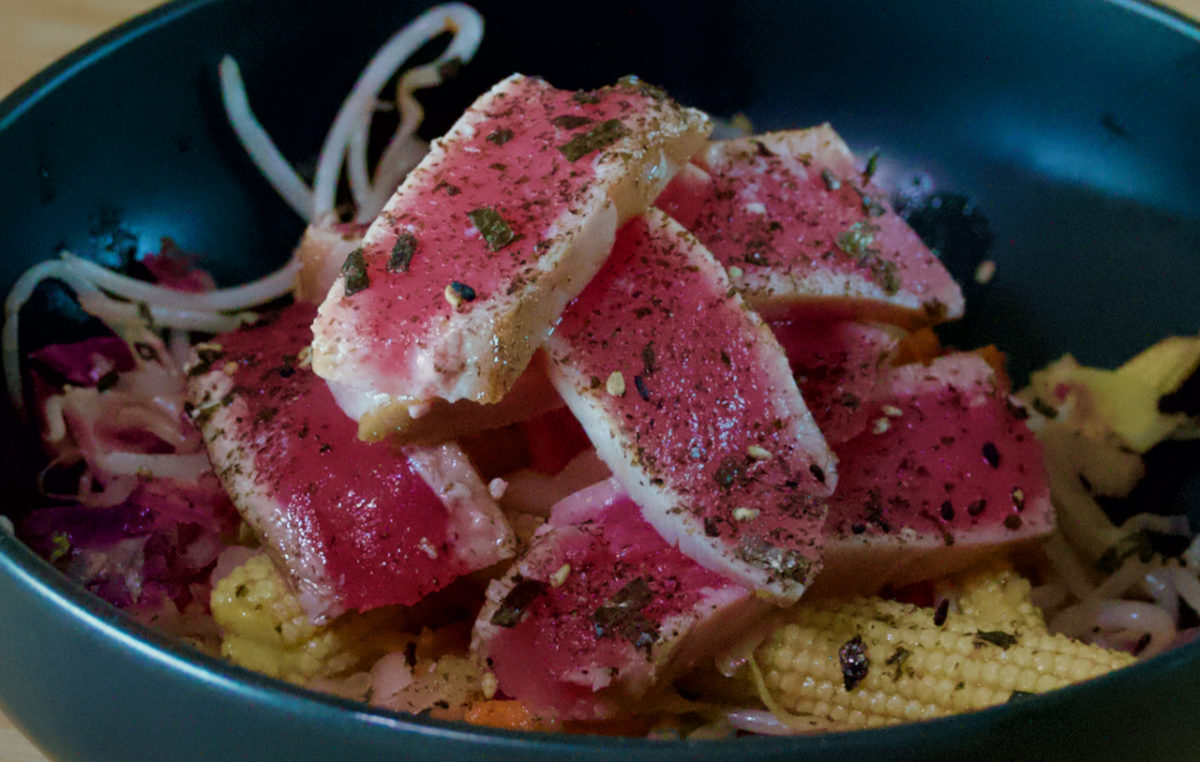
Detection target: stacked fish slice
<box><xmin>186</xmin><ymin>68</ymin><xmax>1084</xmax><ymax>729</ymax></box>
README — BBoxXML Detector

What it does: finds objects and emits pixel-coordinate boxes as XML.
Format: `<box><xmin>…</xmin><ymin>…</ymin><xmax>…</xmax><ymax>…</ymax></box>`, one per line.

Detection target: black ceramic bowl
<box><xmin>2</xmin><ymin>1</ymin><xmax>1199</xmax><ymax>760</ymax></box>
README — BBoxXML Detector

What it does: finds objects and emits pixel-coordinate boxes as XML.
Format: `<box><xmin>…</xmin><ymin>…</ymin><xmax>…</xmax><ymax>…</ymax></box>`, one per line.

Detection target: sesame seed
<box><xmin>550</xmin><ymin>563</ymin><xmax>572</xmax><ymax>588</ymax></box>
<box><xmin>223</xmin><ymin>361</ymin><xmax>239</xmax><ymax>376</ymax></box>
<box><xmin>444</xmin><ymin>283</ymin><xmax>463</xmax><ymax>308</ymax></box>
<box><xmin>606</xmin><ymin>371</ymin><xmax>626</xmax><ymax>396</ymax></box>
<box><xmin>747</xmin><ymin>444</ymin><xmax>772</xmax><ymax>460</ymax></box>
<box><xmin>733</xmin><ymin>507</ymin><xmax>760</xmax><ymax>522</ymax></box>
<box><xmin>297</xmin><ymin>346</ymin><xmax>313</xmax><ymax>368</ymax></box>
<box><xmin>882</xmin><ymin>404</ymin><xmax>903</xmax><ymax>418</ymax></box>
<box><xmin>481</xmin><ymin>672</ymin><xmax>499</xmax><ymax>700</ymax></box>
<box><xmin>418</xmin><ymin>537</ymin><xmax>438</xmax><ymax>560</ymax></box>
<box><xmin>872</xmin><ymin>417</ymin><xmax>891</xmax><ymax>434</ymax></box>
<box><xmin>488</xmin><ymin>478</ymin><xmax>508</xmax><ymax>501</ymax></box>
<box><xmin>728</xmin><ymin>266</ymin><xmax>744</xmax><ymax>279</ymax></box>
<box><xmin>974</xmin><ymin>260</ymin><xmax>996</xmax><ymax>284</ymax></box>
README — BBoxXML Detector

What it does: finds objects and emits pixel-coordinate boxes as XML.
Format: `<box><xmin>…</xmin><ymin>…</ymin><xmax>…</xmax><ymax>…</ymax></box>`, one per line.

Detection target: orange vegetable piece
<box><xmin>465</xmin><ymin>700</ymin><xmax>559</xmax><ymax>732</ymax></box>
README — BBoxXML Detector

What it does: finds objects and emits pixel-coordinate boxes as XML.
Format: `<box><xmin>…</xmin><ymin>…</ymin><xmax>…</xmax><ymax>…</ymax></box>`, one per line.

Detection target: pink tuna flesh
<box><xmin>655</xmin><ymin>126</ymin><xmax>964</xmax><ymax>328</ymax></box>
<box><xmin>185</xmin><ymin>303</ymin><xmax>514</xmax><ymax>621</ymax></box>
<box><xmin>769</xmin><ymin>316</ymin><xmax>900</xmax><ymax>445</ymax></box>
<box><xmin>295</xmin><ymin>218</ymin><xmax>566</xmax><ymax>443</ymax></box>
<box><xmin>473</xmin><ymin>478</ymin><xmax>763</xmax><ymax>720</ymax></box>
<box><xmin>312</xmin><ymin>74</ymin><xmax>710</xmax><ymax>437</ymax></box>
<box><xmin>544</xmin><ymin>209</ymin><xmax>834</xmax><ymax>603</ymax></box>
<box><xmin>814</xmin><ymin>352</ymin><xmax>1053</xmax><ymax>595</ymax></box>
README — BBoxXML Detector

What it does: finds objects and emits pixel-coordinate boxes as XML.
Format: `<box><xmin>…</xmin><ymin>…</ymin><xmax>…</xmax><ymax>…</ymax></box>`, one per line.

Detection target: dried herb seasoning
<box><xmin>863</xmin><ymin>149</ymin><xmax>880</xmax><ymax>182</ymax></box>
<box><xmin>551</xmin><ymin>115</ymin><xmax>593</xmax><ymax>129</ymax></box>
<box><xmin>491</xmin><ymin>577</ymin><xmax>548</xmax><ymax>628</ymax></box>
<box><xmin>641</xmin><ymin>342</ymin><xmax>657</xmax><ymax>376</ymax></box>
<box><xmin>558</xmin><ymin>119</ymin><xmax>627</xmax><ymax>162</ymax></box>
<box><xmin>982</xmin><ymin>441</ymin><xmax>1001</xmax><ymax>468</ymax></box>
<box><xmin>187</xmin><ymin>345</ymin><xmax>225</xmax><ymax>377</ymax></box>
<box><xmin>975</xmin><ymin>630</ymin><xmax>1018</xmax><ymax>649</ymax></box>
<box><xmin>341</xmin><ymin>247</ymin><xmax>370</xmax><ymax>295</ymax></box>
<box><xmin>387</xmin><ymin>233</ymin><xmax>417</xmax><ymax>273</ymax></box>
<box><xmin>634</xmin><ymin>374</ymin><xmax>651</xmax><ymax>401</ymax></box>
<box><xmin>486</xmin><ymin>128</ymin><xmax>515</xmax><ymax>146</ymax></box>
<box><xmin>821</xmin><ymin>169</ymin><xmax>841</xmax><ymax>191</ymax></box>
<box><xmin>468</xmin><ymin>206</ymin><xmax>516</xmax><ymax>251</ymax></box>
<box><xmin>838</xmin><ymin>635</ymin><xmax>870</xmax><ymax>691</ymax></box>
<box><xmin>592</xmin><ymin>577</ymin><xmax>657</xmax><ymax>652</ymax></box>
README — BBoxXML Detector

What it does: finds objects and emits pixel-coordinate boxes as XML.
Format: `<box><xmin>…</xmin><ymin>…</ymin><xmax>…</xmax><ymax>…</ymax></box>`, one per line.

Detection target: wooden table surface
<box><xmin>2</xmin><ymin>0</ymin><xmax>1200</xmax><ymax>759</ymax></box>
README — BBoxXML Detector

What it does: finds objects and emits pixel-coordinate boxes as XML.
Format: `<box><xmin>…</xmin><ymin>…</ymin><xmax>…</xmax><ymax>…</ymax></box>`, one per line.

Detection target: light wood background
<box><xmin>1</xmin><ymin>0</ymin><xmax>1199</xmax><ymax>759</ymax></box>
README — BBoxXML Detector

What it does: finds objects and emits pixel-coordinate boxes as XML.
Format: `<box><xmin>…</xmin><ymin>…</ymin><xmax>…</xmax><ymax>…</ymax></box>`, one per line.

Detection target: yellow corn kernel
<box><xmin>935</xmin><ymin>559</ymin><xmax>1047</xmax><ymax>632</ymax></box>
<box><xmin>211</xmin><ymin>553</ymin><xmax>406</xmax><ymax>685</ymax></box>
<box><xmin>748</xmin><ymin>595</ymin><xmax>1135</xmax><ymax>729</ymax></box>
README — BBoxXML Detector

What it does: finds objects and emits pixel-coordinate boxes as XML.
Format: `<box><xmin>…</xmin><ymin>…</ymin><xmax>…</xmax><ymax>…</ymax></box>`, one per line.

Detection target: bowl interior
<box><xmin>1</xmin><ymin>0</ymin><xmax>1199</xmax><ymax>759</ymax></box>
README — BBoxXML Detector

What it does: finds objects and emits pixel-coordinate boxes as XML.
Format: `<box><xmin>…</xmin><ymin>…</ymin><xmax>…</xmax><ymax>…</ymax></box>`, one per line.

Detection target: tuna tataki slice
<box><xmin>813</xmin><ymin>352</ymin><xmax>1053</xmax><ymax>596</ymax></box>
<box><xmin>655</xmin><ymin>125</ymin><xmax>964</xmax><ymax>328</ymax></box>
<box><xmin>312</xmin><ymin>74</ymin><xmax>710</xmax><ymax>439</ymax></box>
<box><xmin>186</xmin><ymin>303</ymin><xmax>515</xmax><ymax>622</ymax></box>
<box><xmin>473</xmin><ymin>478</ymin><xmax>763</xmax><ymax>720</ymax></box>
<box><xmin>543</xmin><ymin>209</ymin><xmax>835</xmax><ymax>603</ymax></box>
<box><xmin>769</xmin><ymin>315</ymin><xmax>901</xmax><ymax>445</ymax></box>
<box><xmin>293</xmin><ymin>219</ymin><xmax>563</xmax><ymax>444</ymax></box>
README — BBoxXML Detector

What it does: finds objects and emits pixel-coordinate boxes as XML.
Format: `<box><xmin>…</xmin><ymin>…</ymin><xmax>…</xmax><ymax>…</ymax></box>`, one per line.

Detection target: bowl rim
<box><xmin>2</xmin><ymin>0</ymin><xmax>1200</xmax><ymax>753</ymax></box>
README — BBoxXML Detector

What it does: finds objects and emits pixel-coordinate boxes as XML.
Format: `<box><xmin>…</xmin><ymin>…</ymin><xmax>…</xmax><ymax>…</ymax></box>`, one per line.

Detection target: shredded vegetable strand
<box><xmin>313</xmin><ymin>3</ymin><xmax>483</xmax><ymax>221</ymax></box>
<box><xmin>61</xmin><ymin>252</ymin><xmax>299</xmax><ymax>313</ymax></box>
<box><xmin>218</xmin><ymin>56</ymin><xmax>315</xmax><ymax>220</ymax></box>
<box><xmin>352</xmin><ymin>6</ymin><xmax>482</xmax><ymax>221</ymax></box>
<box><xmin>4</xmin><ymin>261</ymin><xmax>103</xmax><ymax>412</ymax></box>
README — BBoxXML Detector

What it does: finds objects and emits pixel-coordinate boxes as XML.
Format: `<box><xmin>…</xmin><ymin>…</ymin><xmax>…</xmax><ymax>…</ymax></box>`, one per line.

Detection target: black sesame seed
<box><xmin>940</xmin><ymin>500</ymin><xmax>955</xmax><ymax>521</ymax></box>
<box><xmin>450</xmin><ymin>281</ymin><xmax>477</xmax><ymax>302</ymax></box>
<box><xmin>982</xmin><ymin>442</ymin><xmax>1001</xmax><ymax>468</ymax></box>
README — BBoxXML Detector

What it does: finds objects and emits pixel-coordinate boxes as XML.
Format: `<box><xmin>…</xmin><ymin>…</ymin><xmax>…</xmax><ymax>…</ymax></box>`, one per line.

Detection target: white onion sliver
<box><xmin>1096</xmin><ymin>600</ymin><xmax>1176</xmax><ymax>658</ymax></box>
<box><xmin>97</xmin><ymin>452</ymin><xmax>212</xmax><ymax>483</ymax></box>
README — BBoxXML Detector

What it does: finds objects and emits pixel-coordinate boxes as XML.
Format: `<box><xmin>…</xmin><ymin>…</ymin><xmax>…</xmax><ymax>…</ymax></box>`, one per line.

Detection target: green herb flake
<box><xmin>558</xmin><ymin>119</ymin><xmax>628</xmax><ymax>162</ymax></box>
<box><xmin>491</xmin><ymin>577</ymin><xmax>548</xmax><ymax>628</ymax></box>
<box><xmin>835</xmin><ymin>221</ymin><xmax>878</xmax><ymax>257</ymax></box>
<box><xmin>975</xmin><ymin>630</ymin><xmax>1018</xmax><ymax>649</ymax></box>
<box><xmin>468</xmin><ymin>207</ymin><xmax>516</xmax><ymax>251</ymax></box>
<box><xmin>486</xmin><ymin>128</ymin><xmax>514</xmax><ymax>146</ymax></box>
<box><xmin>49</xmin><ymin>532</ymin><xmax>71</xmax><ymax>562</ymax></box>
<box><xmin>593</xmin><ymin>577</ymin><xmax>657</xmax><ymax>652</ymax></box>
<box><xmin>341</xmin><ymin>247</ymin><xmax>370</xmax><ymax>296</ymax></box>
<box><xmin>387</xmin><ymin>233</ymin><xmax>417</xmax><ymax>273</ymax></box>
<box><xmin>187</xmin><ymin>346</ymin><xmax>224</xmax><ymax>378</ymax></box>
<box><xmin>821</xmin><ymin>169</ymin><xmax>841</xmax><ymax>191</ymax></box>
<box><xmin>552</xmin><ymin>115</ymin><xmax>593</xmax><ymax>129</ymax></box>
<box><xmin>863</xmin><ymin>148</ymin><xmax>880</xmax><ymax>182</ymax></box>
<box><xmin>616</xmin><ymin>75</ymin><xmax>668</xmax><ymax>100</ymax></box>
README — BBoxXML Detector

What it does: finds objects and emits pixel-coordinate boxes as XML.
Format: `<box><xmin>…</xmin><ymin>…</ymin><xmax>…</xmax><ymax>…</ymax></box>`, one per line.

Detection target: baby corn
<box><xmin>936</xmin><ymin>560</ymin><xmax>1047</xmax><ymax>632</ymax></box>
<box><xmin>752</xmin><ymin>595</ymin><xmax>1134</xmax><ymax>729</ymax></box>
